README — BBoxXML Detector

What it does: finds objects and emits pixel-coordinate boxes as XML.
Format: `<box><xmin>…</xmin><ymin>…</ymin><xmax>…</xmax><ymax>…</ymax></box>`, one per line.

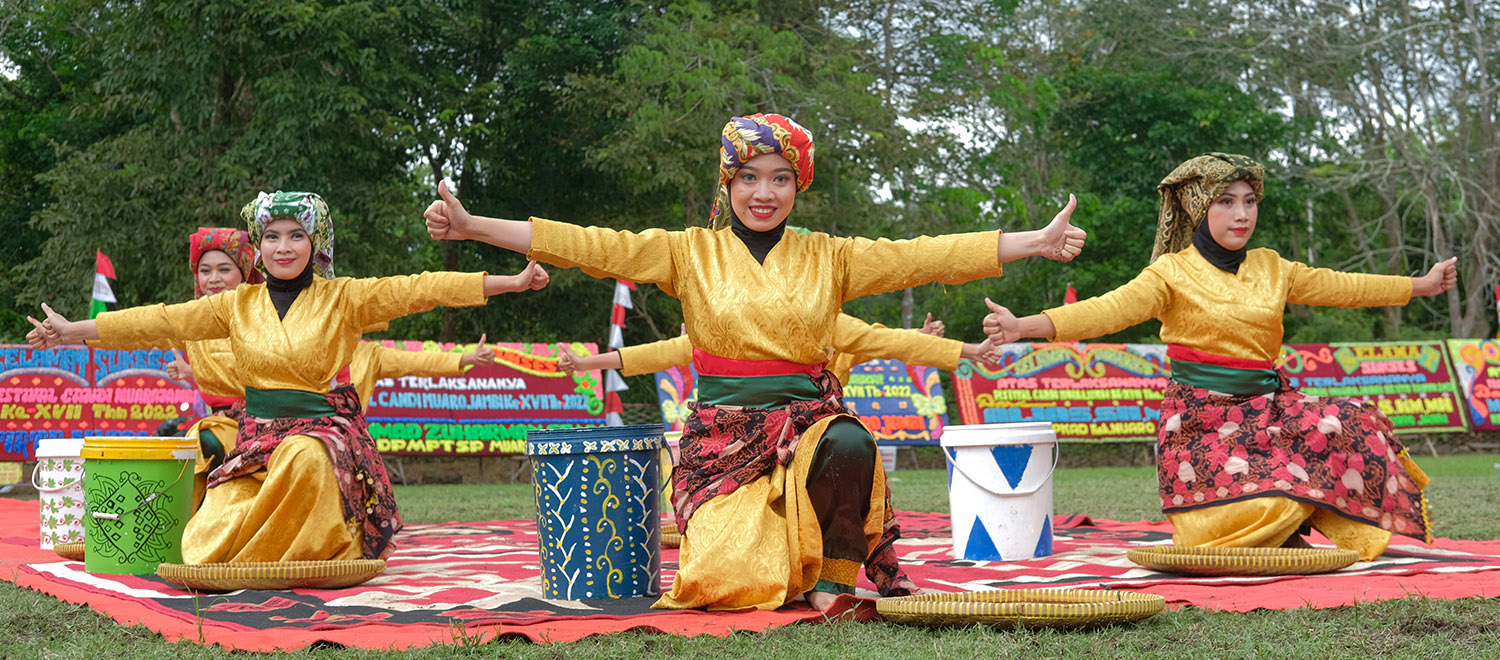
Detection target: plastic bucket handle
<box><xmin>949</xmin><ymin>440</ymin><xmax>1060</xmax><ymax>497</ymax></box>
<box><xmin>86</xmin><ymin>459</ymin><xmax>190</xmax><ymax>521</ymax></box>
<box><xmin>31</xmin><ymin>463</ymin><xmax>82</xmax><ymax>493</ymax></box>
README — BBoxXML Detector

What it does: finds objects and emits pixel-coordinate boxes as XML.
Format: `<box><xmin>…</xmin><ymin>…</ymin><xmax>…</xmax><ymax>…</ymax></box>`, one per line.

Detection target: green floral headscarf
<box><xmin>1152</xmin><ymin>153</ymin><xmax>1265</xmax><ymax>262</ymax></box>
<box><xmin>241</xmin><ymin>191</ymin><xmax>335</xmax><ymax>278</ymax></box>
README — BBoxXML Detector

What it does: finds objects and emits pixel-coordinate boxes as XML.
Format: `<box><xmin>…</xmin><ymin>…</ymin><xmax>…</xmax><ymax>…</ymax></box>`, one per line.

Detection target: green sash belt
<box><xmin>698</xmin><ymin>373</ymin><xmax>821</xmax><ymax>409</ymax></box>
<box><xmin>244</xmin><ymin>386</ymin><xmax>337</xmax><ymax>419</ymax></box>
<box><xmin>1170</xmin><ymin>360</ymin><xmax>1279</xmax><ymax>396</ymax></box>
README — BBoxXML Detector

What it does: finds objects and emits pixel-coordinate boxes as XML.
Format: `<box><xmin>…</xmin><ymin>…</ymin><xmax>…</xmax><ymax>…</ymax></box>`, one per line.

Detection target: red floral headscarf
<box><xmin>710</xmin><ymin>113</ymin><xmax>815</xmax><ymax>228</ymax></box>
<box><xmin>189</xmin><ymin>227</ymin><xmax>263</xmax><ymax>298</ymax></box>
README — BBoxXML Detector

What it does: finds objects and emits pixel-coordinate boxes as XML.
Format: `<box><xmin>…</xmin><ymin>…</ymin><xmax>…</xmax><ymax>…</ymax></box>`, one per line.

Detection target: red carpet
<box><xmin>3</xmin><ymin>498</ymin><xmax>1498</xmax><ymax>651</ymax></box>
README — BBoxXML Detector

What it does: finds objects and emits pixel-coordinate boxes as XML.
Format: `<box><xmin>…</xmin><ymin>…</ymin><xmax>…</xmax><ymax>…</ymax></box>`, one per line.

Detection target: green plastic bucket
<box><xmin>81</xmin><ymin>436</ymin><xmax>197</xmax><ymax>574</ymax></box>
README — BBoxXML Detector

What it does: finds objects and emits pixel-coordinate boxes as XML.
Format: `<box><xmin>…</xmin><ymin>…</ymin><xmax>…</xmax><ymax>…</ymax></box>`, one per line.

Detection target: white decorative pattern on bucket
<box><xmin>941</xmin><ymin>422</ymin><xmax>1058</xmax><ymax>562</ymax></box>
<box><xmin>33</xmin><ymin>437</ymin><xmax>87</xmax><ymax>549</ymax></box>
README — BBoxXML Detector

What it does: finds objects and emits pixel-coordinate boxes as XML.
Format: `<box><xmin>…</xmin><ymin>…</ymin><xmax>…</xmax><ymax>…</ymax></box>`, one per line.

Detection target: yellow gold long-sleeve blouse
<box><xmin>95</xmin><ymin>273</ymin><xmax>487</xmax><ymax>393</ymax></box>
<box><xmin>616</xmin><ymin>314</ymin><xmax>961</xmax><ymax>382</ymax></box>
<box><xmin>86</xmin><ymin>328</ymin><xmax>244</xmax><ymax>401</ymax></box>
<box><xmin>529</xmin><ymin>219</ymin><xmax>1000</xmax><ymax>364</ymax></box>
<box><xmin>349</xmin><ymin>342</ymin><xmax>466</xmax><ymax>410</ymax></box>
<box><xmin>183</xmin><ymin>338</ymin><xmax>243</xmax><ymax>400</ymax></box>
<box><xmin>1042</xmin><ymin>247</ymin><xmax>1412</xmax><ymax>362</ymax></box>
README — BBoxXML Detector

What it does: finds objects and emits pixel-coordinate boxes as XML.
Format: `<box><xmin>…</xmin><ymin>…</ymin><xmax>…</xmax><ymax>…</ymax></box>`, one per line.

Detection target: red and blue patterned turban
<box><xmin>710</xmin><ymin>113</ymin><xmax>815</xmax><ymax>227</ymax></box>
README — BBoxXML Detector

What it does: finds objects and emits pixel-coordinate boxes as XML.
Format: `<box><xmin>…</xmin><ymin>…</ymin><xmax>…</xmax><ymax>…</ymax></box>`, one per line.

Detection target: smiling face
<box><xmin>195</xmin><ymin>250</ymin><xmax>244</xmax><ymax>296</ymax></box>
<box><xmin>729</xmin><ymin>153</ymin><xmax>798</xmax><ymax>231</ymax></box>
<box><xmin>1204</xmin><ymin>180</ymin><xmax>1258</xmax><ymax>251</ymax></box>
<box><xmin>258</xmin><ymin>218</ymin><xmax>312</xmax><ymax>280</ymax></box>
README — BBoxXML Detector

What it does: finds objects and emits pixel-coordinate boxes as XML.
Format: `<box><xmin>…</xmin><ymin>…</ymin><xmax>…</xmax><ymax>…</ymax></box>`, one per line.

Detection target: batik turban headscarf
<box><xmin>709</xmin><ymin>113</ymin><xmax>816</xmax><ymax>228</ymax></box>
<box><xmin>241</xmin><ymin>191</ymin><xmax>335</xmax><ymax>278</ymax></box>
<box><xmin>1152</xmin><ymin>153</ymin><xmax>1265</xmax><ymax>262</ymax></box>
<box><xmin>189</xmin><ymin>227</ymin><xmax>264</xmax><ymax>298</ymax></box>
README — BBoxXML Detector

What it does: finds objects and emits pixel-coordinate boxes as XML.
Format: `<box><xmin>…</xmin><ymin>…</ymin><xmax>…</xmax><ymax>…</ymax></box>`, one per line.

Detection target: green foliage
<box><xmin>0</xmin><ymin>0</ymin><xmax>1477</xmax><ymax>349</ymax></box>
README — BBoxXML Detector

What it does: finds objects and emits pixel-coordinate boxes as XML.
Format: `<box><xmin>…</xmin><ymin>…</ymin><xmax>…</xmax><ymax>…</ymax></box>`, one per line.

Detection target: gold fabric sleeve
<box><xmin>527</xmin><ymin>218</ymin><xmax>679</xmax><ymax>296</ymax></box>
<box><xmin>832</xmin><ymin>315</ymin><xmax>963</xmax><ymax>372</ymax></box>
<box><xmin>841</xmin><ymin>231</ymin><xmax>1002</xmax><ymax>301</ymax></box>
<box><xmin>94</xmin><ymin>295</ymin><xmax>232</xmax><ymax>349</ymax></box>
<box><xmin>1285</xmin><ymin>261</ymin><xmax>1412</xmax><ymax>308</ymax></box>
<box><xmin>184</xmin><ymin>338</ymin><xmax>242</xmax><ymax>399</ymax></box>
<box><xmin>345</xmin><ymin>272</ymin><xmax>488</xmax><ymax>330</ymax></box>
<box><xmin>1042</xmin><ymin>266</ymin><xmax>1172</xmax><ymax>343</ymax></box>
<box><xmin>373</xmin><ymin>346</ymin><xmax>466</xmax><ymax>379</ymax></box>
<box><xmin>619</xmin><ymin>335</ymin><xmax>693</xmax><ymax>377</ymax></box>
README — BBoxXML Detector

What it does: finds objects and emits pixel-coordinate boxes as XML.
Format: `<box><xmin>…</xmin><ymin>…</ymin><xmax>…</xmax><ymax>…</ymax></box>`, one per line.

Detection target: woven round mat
<box><xmin>1126</xmin><ymin>545</ymin><xmax>1359</xmax><ymax>576</ymax></box>
<box><xmin>157</xmin><ymin>560</ymin><xmax>387</xmax><ymax>591</ymax></box>
<box><xmin>662</xmin><ymin>532</ymin><xmax>682</xmax><ymax>548</ymax></box>
<box><xmin>54</xmin><ymin>542</ymin><xmax>86</xmax><ymax>561</ymax></box>
<box><xmin>878</xmin><ymin>588</ymin><xmax>1164</xmax><ymax>629</ymax></box>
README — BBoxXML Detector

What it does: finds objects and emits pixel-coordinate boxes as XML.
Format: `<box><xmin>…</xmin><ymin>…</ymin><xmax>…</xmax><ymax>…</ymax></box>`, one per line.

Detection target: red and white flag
<box><xmin>1064</xmin><ymin>283</ymin><xmax>1077</xmax><ymax>305</ymax></box>
<box><xmin>604</xmin><ymin>280</ymin><xmax>636</xmax><ymax>426</ymax></box>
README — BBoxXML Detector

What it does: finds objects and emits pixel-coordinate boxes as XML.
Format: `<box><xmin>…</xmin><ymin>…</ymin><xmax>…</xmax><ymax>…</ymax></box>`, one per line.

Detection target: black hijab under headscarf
<box><xmin>1192</xmin><ymin>217</ymin><xmax>1248</xmax><ymax>274</ymax></box>
<box><xmin>265</xmin><ymin>258</ymin><xmax>314</xmax><ymax>320</ymax></box>
<box><xmin>730</xmin><ymin>211</ymin><xmax>786</xmax><ymax>265</ymax></box>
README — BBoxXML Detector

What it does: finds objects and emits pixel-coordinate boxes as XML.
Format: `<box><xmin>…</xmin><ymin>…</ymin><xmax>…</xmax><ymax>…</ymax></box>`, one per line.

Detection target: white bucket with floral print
<box><xmin>33</xmin><ymin>437</ymin><xmax>87</xmax><ymax>549</ymax></box>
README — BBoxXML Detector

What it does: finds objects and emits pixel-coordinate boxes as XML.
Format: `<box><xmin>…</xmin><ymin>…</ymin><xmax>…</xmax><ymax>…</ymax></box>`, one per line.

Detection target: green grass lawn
<box><xmin>4</xmin><ymin>455</ymin><xmax>1498</xmax><ymax>659</ymax></box>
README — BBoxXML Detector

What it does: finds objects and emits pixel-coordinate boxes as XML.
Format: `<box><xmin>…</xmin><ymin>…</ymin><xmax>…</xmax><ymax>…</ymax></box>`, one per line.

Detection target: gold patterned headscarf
<box><xmin>1152</xmin><ymin>153</ymin><xmax>1265</xmax><ymax>262</ymax></box>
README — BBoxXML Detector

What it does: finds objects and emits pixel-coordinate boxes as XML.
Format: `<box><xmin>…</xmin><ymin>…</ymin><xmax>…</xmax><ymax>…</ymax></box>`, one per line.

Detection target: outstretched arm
<box><xmin>842</xmin><ymin>196</ymin><xmax>1086</xmax><ymax>301</ymax></box>
<box><xmin>26</xmin><ymin>303</ymin><xmax>96</xmax><ymax>349</ymax></box>
<box><xmin>424</xmin><ymin>180</ymin><xmax>533</xmax><ymax>253</ymax></box>
<box><xmin>1411</xmin><ymin>258</ymin><xmax>1457</xmax><ymax>298</ymax></box>
<box><xmin>557</xmin><ymin>343</ymin><xmax>626</xmax><ymax>376</ymax></box>
<box><xmin>483</xmin><ymin>261</ymin><xmax>549</xmax><ymax>296</ymax></box>
<box><xmin>982</xmin><ymin>299</ymin><xmax>1057</xmax><ymax>345</ymax></box>
<box><xmin>458</xmin><ymin>334</ymin><xmax>496</xmax><ymax>371</ymax></box>
<box><xmin>425</xmin><ymin>180</ymin><xmax>679</xmax><ymax>292</ymax></box>
<box><xmin>30</xmin><ymin>296</ymin><xmax>230</xmax><ymax>351</ymax></box>
<box><xmin>996</xmin><ymin>194</ymin><xmax>1086</xmax><ymax>264</ymax></box>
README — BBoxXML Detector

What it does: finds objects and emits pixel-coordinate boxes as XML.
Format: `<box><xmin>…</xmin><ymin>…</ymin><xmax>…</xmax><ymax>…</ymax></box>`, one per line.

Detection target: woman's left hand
<box><xmin>472</xmin><ymin>334</ymin><xmax>495</xmax><ymax>365</ymax></box>
<box><xmin>1414</xmin><ymin>257</ymin><xmax>1458</xmax><ymax>297</ymax></box>
<box><xmin>1039</xmin><ymin>194</ymin><xmax>1086</xmax><ymax>262</ymax></box>
<box><xmin>918</xmin><ymin>312</ymin><xmax>945</xmax><ymax>337</ymax></box>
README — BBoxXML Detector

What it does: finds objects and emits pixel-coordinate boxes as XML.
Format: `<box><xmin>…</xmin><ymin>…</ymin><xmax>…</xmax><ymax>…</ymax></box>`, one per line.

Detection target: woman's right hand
<box><xmin>424</xmin><ymin>180</ymin><xmax>473</xmax><ymax>241</ymax></box>
<box><xmin>981</xmin><ymin>298</ymin><xmax>1020</xmax><ymax>344</ymax></box>
<box><xmin>1413</xmin><ymin>257</ymin><xmax>1458</xmax><ymax>297</ymax></box>
<box><xmin>25</xmin><ymin>303</ymin><xmax>71</xmax><ymax>350</ymax></box>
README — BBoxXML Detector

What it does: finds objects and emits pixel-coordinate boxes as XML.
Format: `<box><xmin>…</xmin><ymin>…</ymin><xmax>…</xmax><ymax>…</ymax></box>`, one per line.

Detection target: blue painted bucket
<box><xmin>527</xmin><ymin>424</ymin><xmax>664</xmax><ymax>600</ymax></box>
<box><xmin>940</xmin><ymin>422</ymin><xmax>1058</xmax><ymax>562</ymax></box>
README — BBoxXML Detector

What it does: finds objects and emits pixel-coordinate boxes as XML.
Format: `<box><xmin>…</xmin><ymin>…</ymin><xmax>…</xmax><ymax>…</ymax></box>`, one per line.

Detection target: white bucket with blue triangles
<box><xmin>940</xmin><ymin>422</ymin><xmax>1057</xmax><ymax>562</ymax></box>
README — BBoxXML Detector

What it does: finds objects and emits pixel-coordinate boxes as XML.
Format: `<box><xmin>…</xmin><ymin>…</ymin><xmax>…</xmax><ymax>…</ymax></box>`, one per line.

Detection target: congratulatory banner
<box><xmin>951</xmin><ymin>340</ymin><xmax>1469</xmax><ymax>442</ymax></box>
<box><xmin>1448</xmin><ymin>339</ymin><xmax>1500</xmax><ymax>432</ymax></box>
<box><xmin>368</xmin><ymin>341</ymin><xmax>605</xmax><ymax>457</ymax></box>
<box><xmin>1281</xmin><ymin>341</ymin><xmax>1467</xmax><ymax>434</ymax></box>
<box><xmin>1</xmin><ymin>344</ymin><xmax>193</xmax><ymax>462</ymax></box>
<box><xmin>951</xmin><ymin>343</ymin><xmax>1169</xmax><ymax>442</ymax></box>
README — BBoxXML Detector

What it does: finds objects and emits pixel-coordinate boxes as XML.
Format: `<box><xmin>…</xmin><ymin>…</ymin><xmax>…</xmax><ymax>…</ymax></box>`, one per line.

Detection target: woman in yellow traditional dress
<box><xmin>421</xmin><ymin>113</ymin><xmax>1086</xmax><ymax>610</ymax></box>
<box><xmin>983</xmin><ymin>153</ymin><xmax>1455</xmax><ymax>559</ymax></box>
<box><xmin>107</xmin><ymin>227</ymin><xmax>262</xmax><ymax>508</ymax></box>
<box><xmin>27</xmin><ymin>191</ymin><xmax>549</xmax><ymax>563</ymax></box>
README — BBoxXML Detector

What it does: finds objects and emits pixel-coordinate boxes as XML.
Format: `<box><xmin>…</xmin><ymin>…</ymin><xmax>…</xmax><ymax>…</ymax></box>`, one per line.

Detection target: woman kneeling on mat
<box><xmin>27</xmin><ymin>191</ymin><xmax>549</xmax><ymax>563</ymax></box>
<box><xmin>983</xmin><ymin>153</ymin><xmax>1453</xmax><ymax>560</ymax></box>
<box><xmin>423</xmin><ymin>112</ymin><xmax>1086</xmax><ymax>610</ymax></box>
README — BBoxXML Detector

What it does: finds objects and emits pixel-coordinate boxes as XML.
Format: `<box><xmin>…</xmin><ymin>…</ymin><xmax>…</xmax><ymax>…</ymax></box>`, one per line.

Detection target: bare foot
<box><xmin>805</xmin><ymin>590</ymin><xmax>837</xmax><ymax>612</ymax></box>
